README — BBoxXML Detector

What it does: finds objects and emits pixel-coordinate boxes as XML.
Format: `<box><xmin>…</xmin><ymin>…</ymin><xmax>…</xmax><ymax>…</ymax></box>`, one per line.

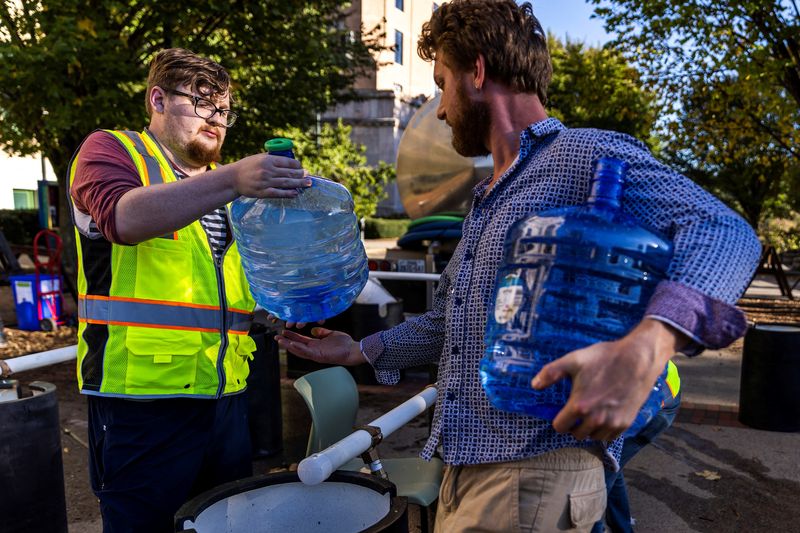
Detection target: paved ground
<box><xmin>25</xmin><ymin>343</ymin><xmax>800</xmax><ymax>533</ymax></box>
<box><xmin>625</xmin><ymin>343</ymin><xmax>800</xmax><ymax>532</ymax></box>
<box><xmin>12</xmin><ymin>361</ymin><xmax>437</xmax><ymax>533</ymax></box>
<box><xmin>4</xmin><ymin>252</ymin><xmax>799</xmax><ymax>532</ymax></box>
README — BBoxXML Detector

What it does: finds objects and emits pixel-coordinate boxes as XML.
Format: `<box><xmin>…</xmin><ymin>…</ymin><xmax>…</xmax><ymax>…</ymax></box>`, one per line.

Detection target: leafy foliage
<box><xmin>0</xmin><ymin>0</ymin><xmax>382</xmax><ymax>268</ymax></box>
<box><xmin>0</xmin><ymin>209</ymin><xmax>39</xmax><ymax>245</ymax></box>
<box><xmin>763</xmin><ymin>213</ymin><xmax>800</xmax><ymax>252</ymax></box>
<box><xmin>363</xmin><ymin>217</ymin><xmax>410</xmax><ymax>239</ymax></box>
<box><xmin>588</xmin><ymin>0</ymin><xmax>800</xmax><ymax>112</ymax></box>
<box><xmin>546</xmin><ymin>35</ymin><xmax>658</xmax><ymax>146</ymax></box>
<box><xmin>277</xmin><ymin>120</ymin><xmax>395</xmax><ymax>220</ymax></box>
<box><xmin>590</xmin><ymin>0</ymin><xmax>800</xmax><ymax>231</ymax></box>
<box><xmin>663</xmin><ymin>73</ymin><xmax>800</xmax><ymax>228</ymax></box>
<box><xmin>0</xmin><ymin>1</ymin><xmax>381</xmax><ymax>193</ymax></box>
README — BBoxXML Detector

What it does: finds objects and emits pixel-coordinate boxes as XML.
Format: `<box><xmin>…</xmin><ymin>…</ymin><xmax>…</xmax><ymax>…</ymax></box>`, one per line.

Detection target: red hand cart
<box><xmin>32</xmin><ymin>229</ymin><xmax>65</xmax><ymax>332</ymax></box>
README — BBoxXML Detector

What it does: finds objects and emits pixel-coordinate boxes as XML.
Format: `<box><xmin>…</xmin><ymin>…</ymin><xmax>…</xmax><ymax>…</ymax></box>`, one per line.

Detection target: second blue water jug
<box><xmin>479</xmin><ymin>157</ymin><xmax>674</xmax><ymax>436</ymax></box>
<box><xmin>229</xmin><ymin>138</ymin><xmax>369</xmax><ymax>323</ymax></box>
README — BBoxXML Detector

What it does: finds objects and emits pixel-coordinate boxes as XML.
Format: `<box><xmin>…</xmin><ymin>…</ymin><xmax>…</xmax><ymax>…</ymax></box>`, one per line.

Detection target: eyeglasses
<box><xmin>167</xmin><ymin>89</ymin><xmax>239</xmax><ymax>128</ymax></box>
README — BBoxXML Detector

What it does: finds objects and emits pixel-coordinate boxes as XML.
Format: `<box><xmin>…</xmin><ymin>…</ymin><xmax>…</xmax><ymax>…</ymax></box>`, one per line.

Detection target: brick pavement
<box><xmin>676</xmin><ymin>401</ymin><xmax>747</xmax><ymax>428</ymax></box>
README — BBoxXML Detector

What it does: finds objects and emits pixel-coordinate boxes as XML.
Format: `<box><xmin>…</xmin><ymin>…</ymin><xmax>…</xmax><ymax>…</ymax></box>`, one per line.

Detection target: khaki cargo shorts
<box><xmin>435</xmin><ymin>447</ymin><xmax>606</xmax><ymax>532</ymax></box>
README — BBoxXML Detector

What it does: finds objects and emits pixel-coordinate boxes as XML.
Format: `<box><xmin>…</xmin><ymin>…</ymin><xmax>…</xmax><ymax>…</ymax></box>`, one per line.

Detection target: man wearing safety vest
<box><xmin>593</xmin><ymin>360</ymin><xmax>682</xmax><ymax>533</ymax></box>
<box><xmin>67</xmin><ymin>48</ymin><xmax>310</xmax><ymax>532</ymax></box>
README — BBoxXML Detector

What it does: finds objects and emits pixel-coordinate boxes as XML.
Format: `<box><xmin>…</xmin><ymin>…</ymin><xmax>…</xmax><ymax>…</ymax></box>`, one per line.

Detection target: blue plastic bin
<box><xmin>9</xmin><ymin>274</ymin><xmax>62</xmax><ymax>331</ymax></box>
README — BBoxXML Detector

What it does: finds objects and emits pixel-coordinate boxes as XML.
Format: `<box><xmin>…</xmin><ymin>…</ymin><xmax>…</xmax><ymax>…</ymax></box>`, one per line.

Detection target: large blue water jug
<box><xmin>229</xmin><ymin>138</ymin><xmax>369</xmax><ymax>323</ymax></box>
<box><xmin>479</xmin><ymin>157</ymin><xmax>673</xmax><ymax>436</ymax></box>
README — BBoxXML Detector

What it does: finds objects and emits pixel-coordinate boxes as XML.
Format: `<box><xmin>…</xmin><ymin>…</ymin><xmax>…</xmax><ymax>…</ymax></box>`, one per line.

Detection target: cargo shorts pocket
<box><xmin>569</xmin><ymin>486</ymin><xmax>607</xmax><ymax>528</ymax></box>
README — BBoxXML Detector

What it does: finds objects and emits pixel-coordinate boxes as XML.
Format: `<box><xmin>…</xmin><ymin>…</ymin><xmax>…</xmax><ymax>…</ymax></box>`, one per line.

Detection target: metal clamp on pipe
<box><xmin>356</xmin><ymin>424</ymin><xmax>388</xmax><ymax>479</ymax></box>
<box><xmin>355</xmin><ymin>424</ymin><xmax>384</xmax><ymax>448</ymax></box>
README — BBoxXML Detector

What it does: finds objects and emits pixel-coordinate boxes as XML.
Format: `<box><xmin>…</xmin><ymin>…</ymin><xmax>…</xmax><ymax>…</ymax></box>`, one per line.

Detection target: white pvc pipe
<box><xmin>1</xmin><ymin>345</ymin><xmax>77</xmax><ymax>376</ymax></box>
<box><xmin>368</xmin><ymin>271</ymin><xmax>441</xmax><ymax>282</ymax></box>
<box><xmin>298</xmin><ymin>385</ymin><xmax>438</xmax><ymax>486</ymax></box>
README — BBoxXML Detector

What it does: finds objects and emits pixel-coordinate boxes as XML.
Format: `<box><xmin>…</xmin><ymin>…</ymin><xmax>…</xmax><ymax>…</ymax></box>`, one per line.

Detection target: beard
<box><xmin>161</xmin><ymin>121</ymin><xmax>223</xmax><ymax>167</ymax></box>
<box><xmin>185</xmin><ymin>137</ymin><xmax>222</xmax><ymax>166</ymax></box>
<box><xmin>449</xmin><ymin>83</ymin><xmax>492</xmax><ymax>158</ymax></box>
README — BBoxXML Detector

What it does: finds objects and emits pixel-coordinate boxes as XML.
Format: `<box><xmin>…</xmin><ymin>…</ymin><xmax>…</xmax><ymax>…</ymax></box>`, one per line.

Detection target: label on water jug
<box><xmin>494</xmin><ymin>272</ymin><xmax>524</xmax><ymax>324</ymax></box>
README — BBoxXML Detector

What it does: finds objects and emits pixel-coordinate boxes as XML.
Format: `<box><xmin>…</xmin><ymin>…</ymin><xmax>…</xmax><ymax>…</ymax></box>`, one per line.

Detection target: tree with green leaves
<box><xmin>664</xmin><ymin>72</ymin><xmax>800</xmax><ymax>229</ymax></box>
<box><xmin>546</xmin><ymin>35</ymin><xmax>658</xmax><ymax>146</ymax></box>
<box><xmin>590</xmin><ymin>0</ymin><xmax>800</xmax><ymax>238</ymax></box>
<box><xmin>589</xmin><ymin>0</ymin><xmax>800</xmax><ymax>159</ymax></box>
<box><xmin>0</xmin><ymin>0</ymin><xmax>382</xmax><ymax>266</ymax></box>
<box><xmin>278</xmin><ymin>120</ymin><xmax>395</xmax><ymax>220</ymax></box>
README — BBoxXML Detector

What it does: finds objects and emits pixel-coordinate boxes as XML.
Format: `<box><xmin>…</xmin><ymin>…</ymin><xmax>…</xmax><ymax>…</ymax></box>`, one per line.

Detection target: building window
<box><xmin>396</xmin><ymin>0</ymin><xmax>404</xmax><ymax>11</ymax></box>
<box><xmin>433</xmin><ymin>2</ymin><xmax>439</xmax><ymax>10</ymax></box>
<box><xmin>13</xmin><ymin>189</ymin><xmax>37</xmax><ymax>210</ymax></box>
<box><xmin>395</xmin><ymin>30</ymin><xmax>404</xmax><ymax>64</ymax></box>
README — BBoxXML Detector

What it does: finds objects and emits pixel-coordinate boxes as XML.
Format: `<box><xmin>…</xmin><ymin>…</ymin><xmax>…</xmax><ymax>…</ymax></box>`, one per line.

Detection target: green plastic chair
<box><xmin>293</xmin><ymin>366</ymin><xmax>444</xmax><ymax>510</ymax></box>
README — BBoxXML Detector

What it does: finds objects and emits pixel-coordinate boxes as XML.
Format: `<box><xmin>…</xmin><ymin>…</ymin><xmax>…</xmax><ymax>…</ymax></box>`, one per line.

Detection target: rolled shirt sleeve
<box><xmin>600</xmin><ymin>132</ymin><xmax>762</xmax><ymax>351</ymax></box>
<box><xmin>70</xmin><ymin>130</ymin><xmax>143</xmax><ymax>244</ymax></box>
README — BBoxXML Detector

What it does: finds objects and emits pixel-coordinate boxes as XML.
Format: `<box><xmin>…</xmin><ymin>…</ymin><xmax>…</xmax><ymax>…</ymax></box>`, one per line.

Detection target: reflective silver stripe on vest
<box><xmin>117</xmin><ymin>130</ymin><xmax>174</xmax><ymax>239</ymax></box>
<box><xmin>119</xmin><ymin>130</ymin><xmax>165</xmax><ymax>185</ymax></box>
<box><xmin>79</xmin><ymin>297</ymin><xmax>253</xmax><ymax>333</ymax></box>
<box><xmin>228</xmin><ymin>310</ymin><xmax>254</xmax><ymax>333</ymax></box>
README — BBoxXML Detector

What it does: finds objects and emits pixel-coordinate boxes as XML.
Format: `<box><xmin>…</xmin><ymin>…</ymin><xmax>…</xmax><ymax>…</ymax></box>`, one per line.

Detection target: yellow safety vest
<box><xmin>67</xmin><ymin>129</ymin><xmax>256</xmax><ymax>398</ymax></box>
<box><xmin>665</xmin><ymin>359</ymin><xmax>680</xmax><ymax>399</ymax></box>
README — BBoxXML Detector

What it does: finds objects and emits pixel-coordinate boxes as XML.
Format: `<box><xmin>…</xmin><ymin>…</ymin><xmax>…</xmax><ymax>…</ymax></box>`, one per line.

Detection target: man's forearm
<box><xmin>634</xmin><ymin>317</ymin><xmax>689</xmax><ymax>364</ymax></box>
<box><xmin>115</xmin><ymin>168</ymin><xmax>237</xmax><ymax>244</ymax></box>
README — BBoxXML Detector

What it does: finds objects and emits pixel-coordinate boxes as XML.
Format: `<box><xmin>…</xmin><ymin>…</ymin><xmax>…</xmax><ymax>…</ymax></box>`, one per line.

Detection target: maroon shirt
<box><xmin>71</xmin><ymin>130</ymin><xmax>144</xmax><ymax>244</ymax></box>
<box><xmin>71</xmin><ymin>130</ymin><xmax>231</xmax><ymax>255</ymax></box>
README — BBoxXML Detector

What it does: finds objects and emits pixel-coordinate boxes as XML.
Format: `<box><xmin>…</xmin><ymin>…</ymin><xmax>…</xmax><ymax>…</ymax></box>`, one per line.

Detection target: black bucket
<box><xmin>247</xmin><ymin>323</ymin><xmax>283</xmax><ymax>458</ymax></box>
<box><xmin>0</xmin><ymin>380</ymin><xmax>68</xmax><ymax>533</ymax></box>
<box><xmin>175</xmin><ymin>470</ymin><xmax>408</xmax><ymax>532</ymax></box>
<box><xmin>344</xmin><ymin>301</ymin><xmax>405</xmax><ymax>339</ymax></box>
<box><xmin>739</xmin><ymin>323</ymin><xmax>800</xmax><ymax>431</ymax></box>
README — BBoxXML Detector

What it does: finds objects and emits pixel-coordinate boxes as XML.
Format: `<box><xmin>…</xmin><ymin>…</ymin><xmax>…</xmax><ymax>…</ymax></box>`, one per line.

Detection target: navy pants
<box><xmin>87</xmin><ymin>393</ymin><xmax>252</xmax><ymax>533</ymax></box>
<box><xmin>592</xmin><ymin>391</ymin><xmax>682</xmax><ymax>533</ymax></box>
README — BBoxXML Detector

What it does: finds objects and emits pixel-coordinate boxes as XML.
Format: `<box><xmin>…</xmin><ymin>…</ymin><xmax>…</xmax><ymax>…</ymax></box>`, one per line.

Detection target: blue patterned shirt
<box><xmin>362</xmin><ymin>119</ymin><xmax>761</xmax><ymax>466</ymax></box>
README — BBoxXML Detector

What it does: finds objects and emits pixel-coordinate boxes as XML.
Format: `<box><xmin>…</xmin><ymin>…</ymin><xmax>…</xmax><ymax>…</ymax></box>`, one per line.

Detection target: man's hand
<box><xmin>531</xmin><ymin>318</ymin><xmax>687</xmax><ymax>442</ymax></box>
<box><xmin>267</xmin><ymin>314</ymin><xmax>325</xmax><ymax>331</ymax></box>
<box><xmin>275</xmin><ymin>327</ymin><xmax>366</xmax><ymax>366</ymax></box>
<box><xmin>229</xmin><ymin>153</ymin><xmax>310</xmax><ymax>198</ymax></box>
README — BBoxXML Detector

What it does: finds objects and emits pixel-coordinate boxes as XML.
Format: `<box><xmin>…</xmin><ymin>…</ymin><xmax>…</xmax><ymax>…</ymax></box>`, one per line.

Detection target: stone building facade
<box><xmin>322</xmin><ymin>0</ymin><xmax>440</xmax><ymax>215</ymax></box>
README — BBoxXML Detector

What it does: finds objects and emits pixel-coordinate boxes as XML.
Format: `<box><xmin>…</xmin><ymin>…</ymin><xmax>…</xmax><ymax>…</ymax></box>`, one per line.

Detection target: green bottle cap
<box><xmin>264</xmin><ymin>138</ymin><xmax>294</xmax><ymax>153</ymax></box>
